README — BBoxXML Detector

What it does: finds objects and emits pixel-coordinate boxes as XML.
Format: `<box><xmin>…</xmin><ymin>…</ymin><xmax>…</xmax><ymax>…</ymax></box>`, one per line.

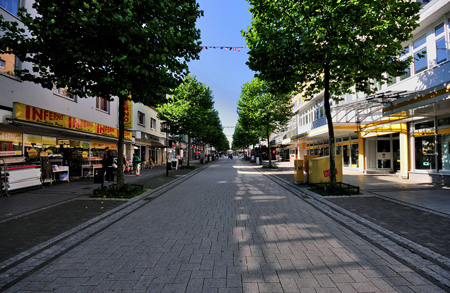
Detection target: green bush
<box><xmin>91</xmin><ymin>183</ymin><xmax>145</xmax><ymax>199</ymax></box>
<box><xmin>309</xmin><ymin>183</ymin><xmax>359</xmax><ymax>196</ymax></box>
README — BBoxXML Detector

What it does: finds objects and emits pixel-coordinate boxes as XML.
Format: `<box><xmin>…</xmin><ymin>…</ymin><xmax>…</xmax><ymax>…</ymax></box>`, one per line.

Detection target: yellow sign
<box><xmin>82</xmin><ymin>151</ymin><xmax>88</xmax><ymax>158</ymax></box>
<box><xmin>14</xmin><ymin>103</ymin><xmax>133</xmax><ymax>141</ymax></box>
<box><xmin>40</xmin><ymin>152</ymin><xmax>49</xmax><ymax>157</ymax></box>
<box><xmin>124</xmin><ymin>100</ymin><xmax>133</xmax><ymax>129</ymax></box>
<box><xmin>68</xmin><ymin>117</ymin><xmax>96</xmax><ymax>133</ymax></box>
<box><xmin>308</xmin><ymin>155</ymin><xmax>343</xmax><ymax>184</ymax></box>
<box><xmin>28</xmin><ymin>148</ymin><xmax>38</xmax><ymax>158</ymax></box>
<box><xmin>90</xmin><ymin>142</ymin><xmax>117</xmax><ymax>150</ymax></box>
<box><xmin>0</xmin><ymin>131</ymin><xmax>22</xmax><ymax>142</ymax></box>
<box><xmin>14</xmin><ymin>103</ymin><xmax>65</xmax><ymax>128</ymax></box>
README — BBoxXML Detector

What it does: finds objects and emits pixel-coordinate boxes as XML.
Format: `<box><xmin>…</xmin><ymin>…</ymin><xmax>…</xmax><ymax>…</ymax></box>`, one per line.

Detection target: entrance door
<box><xmin>377</xmin><ymin>139</ymin><xmax>392</xmax><ymax>170</ymax></box>
<box><xmin>393</xmin><ymin>139</ymin><xmax>400</xmax><ymax>172</ymax></box>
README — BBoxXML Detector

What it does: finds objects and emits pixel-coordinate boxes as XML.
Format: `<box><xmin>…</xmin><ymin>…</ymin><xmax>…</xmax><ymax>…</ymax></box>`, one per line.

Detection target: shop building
<box><xmin>126</xmin><ymin>101</ymin><xmax>167</xmax><ymax>166</ymax></box>
<box><xmin>0</xmin><ymin>1</ymin><xmax>134</xmax><ymax>191</ymax></box>
<box><xmin>280</xmin><ymin>0</ymin><xmax>450</xmax><ymax>184</ymax></box>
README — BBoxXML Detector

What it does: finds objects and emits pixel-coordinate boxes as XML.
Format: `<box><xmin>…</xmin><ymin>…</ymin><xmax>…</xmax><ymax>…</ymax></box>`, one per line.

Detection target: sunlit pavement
<box><xmin>3</xmin><ymin>158</ymin><xmax>445</xmax><ymax>292</ymax></box>
<box><xmin>273</xmin><ymin>160</ymin><xmax>450</xmax><ymax>216</ymax></box>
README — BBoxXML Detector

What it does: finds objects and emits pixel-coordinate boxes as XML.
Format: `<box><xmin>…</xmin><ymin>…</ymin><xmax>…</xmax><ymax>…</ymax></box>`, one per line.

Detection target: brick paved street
<box><xmin>3</xmin><ymin>159</ymin><xmax>445</xmax><ymax>292</ymax></box>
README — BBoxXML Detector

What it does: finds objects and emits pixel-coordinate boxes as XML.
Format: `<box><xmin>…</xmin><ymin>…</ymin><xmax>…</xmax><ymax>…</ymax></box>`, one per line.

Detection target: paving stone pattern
<box><xmin>327</xmin><ymin>197</ymin><xmax>450</xmax><ymax>259</ymax></box>
<box><xmin>5</xmin><ymin>159</ymin><xmax>444</xmax><ymax>292</ymax></box>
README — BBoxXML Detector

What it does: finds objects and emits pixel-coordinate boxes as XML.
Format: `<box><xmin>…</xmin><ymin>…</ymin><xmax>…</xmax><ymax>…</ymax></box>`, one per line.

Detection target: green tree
<box><xmin>0</xmin><ymin>0</ymin><xmax>202</xmax><ymax>187</ymax></box>
<box><xmin>243</xmin><ymin>0</ymin><xmax>421</xmax><ymax>183</ymax></box>
<box><xmin>157</xmin><ymin>75</ymin><xmax>223</xmax><ymax>167</ymax></box>
<box><xmin>232</xmin><ymin>122</ymin><xmax>259</xmax><ymax>152</ymax></box>
<box><xmin>237</xmin><ymin>77</ymin><xmax>292</xmax><ymax>167</ymax></box>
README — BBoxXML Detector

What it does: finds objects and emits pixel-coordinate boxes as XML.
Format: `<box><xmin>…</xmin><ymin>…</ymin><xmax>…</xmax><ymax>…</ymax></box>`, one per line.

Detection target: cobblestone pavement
<box><xmin>3</xmin><ymin>158</ymin><xmax>445</xmax><ymax>292</ymax></box>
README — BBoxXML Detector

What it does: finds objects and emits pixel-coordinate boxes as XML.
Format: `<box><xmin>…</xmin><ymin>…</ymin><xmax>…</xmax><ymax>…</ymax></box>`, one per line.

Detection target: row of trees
<box><xmin>233</xmin><ymin>77</ymin><xmax>292</xmax><ymax>168</ymax></box>
<box><xmin>157</xmin><ymin>75</ymin><xmax>229</xmax><ymax>168</ymax></box>
<box><xmin>0</xmin><ymin>0</ymin><xmax>227</xmax><ymax>188</ymax></box>
<box><xmin>238</xmin><ymin>0</ymin><xmax>421</xmax><ymax>183</ymax></box>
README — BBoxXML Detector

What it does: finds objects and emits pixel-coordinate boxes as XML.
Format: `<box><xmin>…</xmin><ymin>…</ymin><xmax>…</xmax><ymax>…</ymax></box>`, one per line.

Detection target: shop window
<box><xmin>415</xmin><ymin>136</ymin><xmax>435</xmax><ymax>170</ymax></box>
<box><xmin>415</xmin><ymin>120</ymin><xmax>434</xmax><ymax>130</ymax></box>
<box><xmin>377</xmin><ymin>140</ymin><xmax>390</xmax><ymax>152</ymax></box>
<box><xmin>440</xmin><ymin>134</ymin><xmax>450</xmax><ymax>171</ymax></box>
<box><xmin>150</xmin><ymin>118</ymin><xmax>156</xmax><ymax>130</ymax></box>
<box><xmin>138</xmin><ymin>111</ymin><xmax>145</xmax><ymax>125</ymax></box>
<box><xmin>351</xmin><ymin>144</ymin><xmax>359</xmax><ymax>168</ymax></box>
<box><xmin>435</xmin><ymin>23</ymin><xmax>447</xmax><ymax>64</ymax></box>
<box><xmin>438</xmin><ymin>117</ymin><xmax>450</xmax><ymax>127</ymax></box>
<box><xmin>343</xmin><ymin>145</ymin><xmax>350</xmax><ymax>166</ymax></box>
<box><xmin>0</xmin><ymin>0</ymin><xmax>20</xmax><ymax>15</ymax></box>
<box><xmin>96</xmin><ymin>97</ymin><xmax>109</xmax><ymax>113</ymax></box>
<box><xmin>413</xmin><ymin>35</ymin><xmax>428</xmax><ymax>74</ymax></box>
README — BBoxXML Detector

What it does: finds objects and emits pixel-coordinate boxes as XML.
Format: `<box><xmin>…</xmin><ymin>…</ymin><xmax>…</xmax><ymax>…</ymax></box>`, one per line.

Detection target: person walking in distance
<box><xmin>105</xmin><ymin>147</ymin><xmax>114</xmax><ymax>182</ymax></box>
<box><xmin>133</xmin><ymin>153</ymin><xmax>141</xmax><ymax>175</ymax></box>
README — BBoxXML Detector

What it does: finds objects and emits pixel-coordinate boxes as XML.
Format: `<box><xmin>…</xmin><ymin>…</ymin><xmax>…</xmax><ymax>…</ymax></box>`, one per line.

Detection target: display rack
<box><xmin>52</xmin><ymin>165</ymin><xmax>70</xmax><ymax>182</ymax></box>
<box><xmin>1</xmin><ymin>157</ymin><xmax>42</xmax><ymax>194</ymax></box>
<box><xmin>82</xmin><ymin>157</ymin><xmax>102</xmax><ymax>178</ymax></box>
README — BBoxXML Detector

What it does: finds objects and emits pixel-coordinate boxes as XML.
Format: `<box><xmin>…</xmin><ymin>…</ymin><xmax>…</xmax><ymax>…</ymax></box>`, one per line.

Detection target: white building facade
<box><xmin>282</xmin><ymin>0</ymin><xmax>450</xmax><ymax>184</ymax></box>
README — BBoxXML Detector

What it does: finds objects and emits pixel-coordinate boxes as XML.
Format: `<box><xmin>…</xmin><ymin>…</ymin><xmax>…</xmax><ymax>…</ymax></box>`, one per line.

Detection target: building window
<box><xmin>150</xmin><ymin>118</ymin><xmax>156</xmax><ymax>130</ymax></box>
<box><xmin>138</xmin><ymin>111</ymin><xmax>145</xmax><ymax>125</ymax></box>
<box><xmin>53</xmin><ymin>85</ymin><xmax>77</xmax><ymax>101</ymax></box>
<box><xmin>413</xmin><ymin>35</ymin><xmax>427</xmax><ymax>74</ymax></box>
<box><xmin>0</xmin><ymin>0</ymin><xmax>20</xmax><ymax>15</ymax></box>
<box><xmin>440</xmin><ymin>133</ymin><xmax>450</xmax><ymax>171</ymax></box>
<box><xmin>0</xmin><ymin>52</ymin><xmax>17</xmax><ymax>76</ymax></box>
<box><xmin>435</xmin><ymin>23</ymin><xmax>447</xmax><ymax>64</ymax></box>
<box><xmin>415</xmin><ymin>136</ymin><xmax>435</xmax><ymax>170</ymax></box>
<box><xmin>96</xmin><ymin>97</ymin><xmax>109</xmax><ymax>113</ymax></box>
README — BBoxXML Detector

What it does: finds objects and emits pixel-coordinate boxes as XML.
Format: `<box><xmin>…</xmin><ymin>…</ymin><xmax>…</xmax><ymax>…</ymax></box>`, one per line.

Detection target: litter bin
<box><xmin>94</xmin><ymin>169</ymin><xmax>104</xmax><ymax>183</ymax></box>
<box><xmin>294</xmin><ymin>159</ymin><xmax>304</xmax><ymax>184</ymax></box>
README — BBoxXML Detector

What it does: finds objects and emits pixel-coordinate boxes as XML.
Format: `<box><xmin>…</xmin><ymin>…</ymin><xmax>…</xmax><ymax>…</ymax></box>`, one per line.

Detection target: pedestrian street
<box><xmin>6</xmin><ymin>159</ymin><xmax>443</xmax><ymax>292</ymax></box>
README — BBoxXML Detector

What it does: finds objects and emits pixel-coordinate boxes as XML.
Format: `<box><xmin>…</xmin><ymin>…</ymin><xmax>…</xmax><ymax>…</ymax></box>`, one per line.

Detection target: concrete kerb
<box><xmin>0</xmin><ymin>161</ymin><xmax>213</xmax><ymax>291</ymax></box>
<box><xmin>251</xmin><ymin>162</ymin><xmax>450</xmax><ymax>291</ymax></box>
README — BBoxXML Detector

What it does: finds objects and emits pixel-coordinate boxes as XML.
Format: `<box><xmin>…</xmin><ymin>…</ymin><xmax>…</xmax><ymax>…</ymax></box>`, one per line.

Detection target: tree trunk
<box><xmin>117</xmin><ymin>96</ymin><xmax>125</xmax><ymax>188</ymax></box>
<box><xmin>323</xmin><ymin>65</ymin><xmax>336</xmax><ymax>184</ymax></box>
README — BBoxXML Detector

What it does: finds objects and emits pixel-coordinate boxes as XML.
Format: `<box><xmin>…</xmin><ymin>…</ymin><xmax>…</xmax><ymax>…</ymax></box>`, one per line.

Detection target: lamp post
<box><xmin>161</xmin><ymin>122</ymin><xmax>170</xmax><ymax>176</ymax></box>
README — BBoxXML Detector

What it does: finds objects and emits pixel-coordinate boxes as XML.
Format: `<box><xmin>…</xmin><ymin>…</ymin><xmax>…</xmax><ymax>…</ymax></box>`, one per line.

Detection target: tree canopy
<box><xmin>237</xmin><ymin>77</ymin><xmax>293</xmax><ymax>167</ymax></box>
<box><xmin>232</xmin><ymin>122</ymin><xmax>259</xmax><ymax>151</ymax></box>
<box><xmin>243</xmin><ymin>0</ymin><xmax>421</xmax><ymax>181</ymax></box>
<box><xmin>157</xmin><ymin>75</ymin><xmax>227</xmax><ymax>165</ymax></box>
<box><xmin>0</xmin><ymin>0</ymin><xmax>202</xmax><ymax>186</ymax></box>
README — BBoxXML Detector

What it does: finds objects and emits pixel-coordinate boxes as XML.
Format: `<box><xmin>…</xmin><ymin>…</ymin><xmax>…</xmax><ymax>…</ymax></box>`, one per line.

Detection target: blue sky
<box><xmin>188</xmin><ymin>0</ymin><xmax>255</xmax><ymax>145</ymax></box>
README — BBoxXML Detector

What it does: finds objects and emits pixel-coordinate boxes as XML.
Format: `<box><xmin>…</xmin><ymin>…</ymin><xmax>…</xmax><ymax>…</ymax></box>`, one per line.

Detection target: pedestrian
<box><xmin>105</xmin><ymin>147</ymin><xmax>114</xmax><ymax>182</ymax></box>
<box><xmin>133</xmin><ymin>153</ymin><xmax>141</xmax><ymax>176</ymax></box>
